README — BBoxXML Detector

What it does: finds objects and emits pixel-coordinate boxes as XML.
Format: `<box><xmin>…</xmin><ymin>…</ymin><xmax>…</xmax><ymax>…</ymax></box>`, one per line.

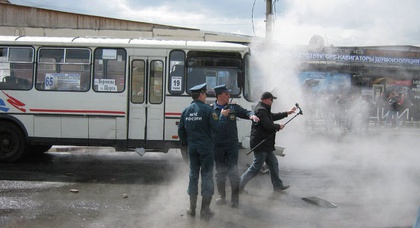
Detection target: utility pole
<box><xmin>266</xmin><ymin>0</ymin><xmax>274</xmax><ymax>42</ymax></box>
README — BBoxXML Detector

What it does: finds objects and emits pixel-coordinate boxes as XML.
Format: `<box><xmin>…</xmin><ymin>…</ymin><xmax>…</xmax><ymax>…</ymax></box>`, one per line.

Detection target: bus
<box><xmin>0</xmin><ymin>35</ymin><xmax>255</xmax><ymax>162</ymax></box>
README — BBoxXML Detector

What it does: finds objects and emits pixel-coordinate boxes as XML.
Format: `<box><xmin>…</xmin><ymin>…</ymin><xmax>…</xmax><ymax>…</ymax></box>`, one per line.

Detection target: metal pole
<box><xmin>266</xmin><ymin>0</ymin><xmax>273</xmax><ymax>42</ymax></box>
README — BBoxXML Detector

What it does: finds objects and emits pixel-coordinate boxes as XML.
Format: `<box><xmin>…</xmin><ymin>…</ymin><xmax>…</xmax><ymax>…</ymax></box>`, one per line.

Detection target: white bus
<box><xmin>0</xmin><ymin>35</ymin><xmax>255</xmax><ymax>162</ymax></box>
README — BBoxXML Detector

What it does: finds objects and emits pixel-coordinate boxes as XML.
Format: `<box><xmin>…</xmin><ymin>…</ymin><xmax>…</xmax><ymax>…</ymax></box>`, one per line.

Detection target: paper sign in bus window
<box><xmin>94</xmin><ymin>78</ymin><xmax>117</xmax><ymax>91</ymax></box>
<box><xmin>44</xmin><ymin>73</ymin><xmax>81</xmax><ymax>91</ymax></box>
<box><xmin>171</xmin><ymin>76</ymin><xmax>182</xmax><ymax>91</ymax></box>
<box><xmin>102</xmin><ymin>49</ymin><xmax>117</xmax><ymax>60</ymax></box>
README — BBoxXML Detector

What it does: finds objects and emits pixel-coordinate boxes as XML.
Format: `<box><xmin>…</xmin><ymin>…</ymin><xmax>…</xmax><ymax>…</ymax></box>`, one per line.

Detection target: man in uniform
<box><xmin>212</xmin><ymin>84</ymin><xmax>259</xmax><ymax>208</ymax></box>
<box><xmin>239</xmin><ymin>91</ymin><xmax>296</xmax><ymax>193</ymax></box>
<box><xmin>178</xmin><ymin>83</ymin><xmax>228</xmax><ymax>221</ymax></box>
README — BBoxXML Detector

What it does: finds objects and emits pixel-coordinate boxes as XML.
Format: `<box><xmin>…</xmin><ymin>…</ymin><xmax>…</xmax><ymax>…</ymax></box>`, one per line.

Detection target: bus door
<box><xmin>129</xmin><ymin>57</ymin><xmax>165</xmax><ymax>143</ymax></box>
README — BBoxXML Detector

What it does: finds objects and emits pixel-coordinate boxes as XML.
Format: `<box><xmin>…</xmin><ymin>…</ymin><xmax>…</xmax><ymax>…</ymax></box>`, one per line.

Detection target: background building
<box><xmin>0</xmin><ymin>1</ymin><xmax>252</xmax><ymax>44</ymax></box>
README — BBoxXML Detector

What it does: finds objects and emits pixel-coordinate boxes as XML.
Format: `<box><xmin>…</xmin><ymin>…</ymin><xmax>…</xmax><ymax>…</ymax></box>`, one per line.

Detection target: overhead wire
<box><xmin>251</xmin><ymin>0</ymin><xmax>257</xmax><ymax>36</ymax></box>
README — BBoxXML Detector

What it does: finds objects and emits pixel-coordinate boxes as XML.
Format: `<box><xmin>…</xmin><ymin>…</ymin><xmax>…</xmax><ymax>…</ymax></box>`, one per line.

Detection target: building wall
<box><xmin>0</xmin><ymin>2</ymin><xmax>252</xmax><ymax>43</ymax></box>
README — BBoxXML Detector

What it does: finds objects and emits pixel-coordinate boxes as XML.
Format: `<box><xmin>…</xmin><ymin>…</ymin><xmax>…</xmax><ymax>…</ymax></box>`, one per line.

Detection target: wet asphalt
<box><xmin>1</xmin><ymin>127</ymin><xmax>420</xmax><ymax>228</ymax></box>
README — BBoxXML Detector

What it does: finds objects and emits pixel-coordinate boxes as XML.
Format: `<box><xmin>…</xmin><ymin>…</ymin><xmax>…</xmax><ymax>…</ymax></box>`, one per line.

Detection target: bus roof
<box><xmin>0</xmin><ymin>35</ymin><xmax>249</xmax><ymax>52</ymax></box>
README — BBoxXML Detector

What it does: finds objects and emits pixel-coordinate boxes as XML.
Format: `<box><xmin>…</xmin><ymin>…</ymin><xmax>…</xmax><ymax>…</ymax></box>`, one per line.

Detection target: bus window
<box><xmin>0</xmin><ymin>46</ymin><xmax>34</xmax><ymax>90</ymax></box>
<box><xmin>93</xmin><ymin>48</ymin><xmax>126</xmax><ymax>93</ymax></box>
<box><xmin>186</xmin><ymin>51</ymin><xmax>242</xmax><ymax>96</ymax></box>
<box><xmin>169</xmin><ymin>50</ymin><xmax>185</xmax><ymax>94</ymax></box>
<box><xmin>149</xmin><ymin>60</ymin><xmax>163</xmax><ymax>104</ymax></box>
<box><xmin>131</xmin><ymin>60</ymin><xmax>145</xmax><ymax>103</ymax></box>
<box><xmin>36</xmin><ymin>48</ymin><xmax>91</xmax><ymax>91</ymax></box>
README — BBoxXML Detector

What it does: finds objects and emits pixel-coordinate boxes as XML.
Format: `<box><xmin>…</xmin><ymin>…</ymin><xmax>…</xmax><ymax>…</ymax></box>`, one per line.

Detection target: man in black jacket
<box><xmin>239</xmin><ymin>92</ymin><xmax>296</xmax><ymax>192</ymax></box>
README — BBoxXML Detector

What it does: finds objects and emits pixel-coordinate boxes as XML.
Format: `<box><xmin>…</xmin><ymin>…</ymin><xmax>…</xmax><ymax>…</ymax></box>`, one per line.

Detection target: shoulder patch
<box><xmin>212</xmin><ymin>112</ymin><xmax>218</xmax><ymax>120</ymax></box>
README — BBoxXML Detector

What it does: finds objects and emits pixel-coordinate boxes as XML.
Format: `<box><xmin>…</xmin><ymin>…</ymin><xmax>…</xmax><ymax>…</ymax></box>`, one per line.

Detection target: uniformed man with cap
<box><xmin>212</xmin><ymin>84</ymin><xmax>259</xmax><ymax>208</ymax></box>
<box><xmin>178</xmin><ymin>83</ymin><xmax>228</xmax><ymax>221</ymax></box>
<box><xmin>239</xmin><ymin>91</ymin><xmax>296</xmax><ymax>193</ymax></box>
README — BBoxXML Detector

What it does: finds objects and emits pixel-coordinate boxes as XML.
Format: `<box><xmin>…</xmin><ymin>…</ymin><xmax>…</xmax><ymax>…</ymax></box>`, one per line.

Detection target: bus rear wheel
<box><xmin>0</xmin><ymin>121</ymin><xmax>28</xmax><ymax>163</ymax></box>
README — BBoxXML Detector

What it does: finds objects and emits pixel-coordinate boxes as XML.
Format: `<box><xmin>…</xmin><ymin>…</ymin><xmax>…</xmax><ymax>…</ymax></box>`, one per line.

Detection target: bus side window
<box><xmin>93</xmin><ymin>48</ymin><xmax>126</xmax><ymax>93</ymax></box>
<box><xmin>36</xmin><ymin>48</ymin><xmax>91</xmax><ymax>92</ymax></box>
<box><xmin>168</xmin><ymin>50</ymin><xmax>186</xmax><ymax>94</ymax></box>
<box><xmin>149</xmin><ymin>60</ymin><xmax>163</xmax><ymax>104</ymax></box>
<box><xmin>0</xmin><ymin>47</ymin><xmax>34</xmax><ymax>90</ymax></box>
<box><xmin>131</xmin><ymin>60</ymin><xmax>145</xmax><ymax>103</ymax></box>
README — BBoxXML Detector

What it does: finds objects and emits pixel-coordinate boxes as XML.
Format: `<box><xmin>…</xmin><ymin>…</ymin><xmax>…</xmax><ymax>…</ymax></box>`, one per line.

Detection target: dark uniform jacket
<box><xmin>250</xmin><ymin>101</ymin><xmax>288</xmax><ymax>152</ymax></box>
<box><xmin>212</xmin><ymin>102</ymin><xmax>253</xmax><ymax>146</ymax></box>
<box><xmin>178</xmin><ymin>100</ymin><xmax>222</xmax><ymax>149</ymax></box>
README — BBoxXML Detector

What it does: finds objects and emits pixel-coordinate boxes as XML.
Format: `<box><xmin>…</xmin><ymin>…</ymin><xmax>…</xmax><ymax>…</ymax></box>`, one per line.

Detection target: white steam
<box><xmin>246</xmin><ymin>17</ymin><xmax>420</xmax><ymax>225</ymax></box>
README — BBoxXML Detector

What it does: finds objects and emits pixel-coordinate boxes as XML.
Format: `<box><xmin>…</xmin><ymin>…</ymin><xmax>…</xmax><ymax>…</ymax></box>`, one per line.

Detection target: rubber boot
<box><xmin>231</xmin><ymin>183</ymin><xmax>239</xmax><ymax>208</ymax></box>
<box><xmin>215</xmin><ymin>181</ymin><xmax>226</xmax><ymax>205</ymax></box>
<box><xmin>200</xmin><ymin>196</ymin><xmax>215</xmax><ymax>221</ymax></box>
<box><xmin>186</xmin><ymin>195</ymin><xmax>197</xmax><ymax>217</ymax></box>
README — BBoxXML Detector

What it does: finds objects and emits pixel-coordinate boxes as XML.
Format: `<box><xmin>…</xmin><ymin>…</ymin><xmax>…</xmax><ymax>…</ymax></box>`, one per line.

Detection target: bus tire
<box><xmin>0</xmin><ymin>121</ymin><xmax>28</xmax><ymax>163</ymax></box>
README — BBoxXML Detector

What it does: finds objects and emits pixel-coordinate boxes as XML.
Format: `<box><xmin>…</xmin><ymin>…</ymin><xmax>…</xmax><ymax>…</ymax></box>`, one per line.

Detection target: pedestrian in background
<box><xmin>212</xmin><ymin>84</ymin><xmax>259</xmax><ymax>208</ymax></box>
<box><xmin>239</xmin><ymin>92</ymin><xmax>296</xmax><ymax>193</ymax></box>
<box><xmin>178</xmin><ymin>83</ymin><xmax>228</xmax><ymax>220</ymax></box>
<box><xmin>385</xmin><ymin>91</ymin><xmax>403</xmax><ymax>129</ymax></box>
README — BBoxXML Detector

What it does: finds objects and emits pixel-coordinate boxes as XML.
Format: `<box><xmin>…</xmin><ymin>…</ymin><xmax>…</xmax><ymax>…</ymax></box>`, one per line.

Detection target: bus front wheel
<box><xmin>0</xmin><ymin>121</ymin><xmax>28</xmax><ymax>163</ymax></box>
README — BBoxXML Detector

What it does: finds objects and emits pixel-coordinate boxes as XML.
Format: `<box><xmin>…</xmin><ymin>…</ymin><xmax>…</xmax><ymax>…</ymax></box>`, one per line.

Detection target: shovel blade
<box><xmin>302</xmin><ymin>196</ymin><xmax>337</xmax><ymax>208</ymax></box>
<box><xmin>274</xmin><ymin>145</ymin><xmax>285</xmax><ymax>157</ymax></box>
